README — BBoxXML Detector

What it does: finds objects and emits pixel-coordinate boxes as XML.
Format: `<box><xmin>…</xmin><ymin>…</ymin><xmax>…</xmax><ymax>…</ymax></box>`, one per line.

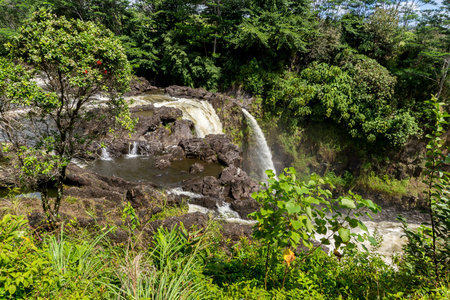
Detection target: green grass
<box><xmin>149</xmin><ymin>203</ymin><xmax>189</xmax><ymax>221</ymax></box>
<box><xmin>356</xmin><ymin>172</ymin><xmax>411</xmax><ymax>197</ymax></box>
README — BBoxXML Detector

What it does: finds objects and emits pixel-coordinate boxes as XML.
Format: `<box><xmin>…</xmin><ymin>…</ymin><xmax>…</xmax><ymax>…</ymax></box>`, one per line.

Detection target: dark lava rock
<box><xmin>205</xmin><ymin>134</ymin><xmax>242</xmax><ymax>168</ymax></box>
<box><xmin>189</xmin><ymin>163</ymin><xmax>205</xmax><ymax>174</ymax></box>
<box><xmin>179</xmin><ymin>138</ymin><xmax>208</xmax><ymax>158</ymax></box>
<box><xmin>231</xmin><ymin>199</ymin><xmax>260</xmax><ymax>220</ymax></box>
<box><xmin>155</xmin><ymin>106</ymin><xmax>182</xmax><ymax>123</ymax></box>
<box><xmin>107</xmin><ymin>227</ymin><xmax>129</xmax><ymax>244</ymax></box>
<box><xmin>155</xmin><ymin>158</ymin><xmax>171</xmax><ymax>169</ymax></box>
<box><xmin>219</xmin><ymin>166</ymin><xmax>259</xmax><ymax>200</ymax></box>
<box><xmin>167</xmin><ymin>146</ymin><xmax>185</xmax><ymax>160</ymax></box>
<box><xmin>125</xmin><ymin>76</ymin><xmax>157</xmax><ymax>96</ymax></box>
<box><xmin>221</xmin><ymin>222</ymin><xmax>253</xmax><ymax>242</ymax></box>
<box><xmin>134</xmin><ymin>115</ymin><xmax>161</xmax><ymax>135</ymax></box>
<box><xmin>189</xmin><ymin>196</ymin><xmax>221</xmax><ymax>210</ymax></box>
<box><xmin>27</xmin><ymin>211</ymin><xmax>47</xmax><ymax>229</ymax></box>
<box><xmin>171</xmin><ymin>120</ymin><xmax>195</xmax><ymax>141</ymax></box>
<box><xmin>182</xmin><ymin>176</ymin><xmax>224</xmax><ymax>200</ymax></box>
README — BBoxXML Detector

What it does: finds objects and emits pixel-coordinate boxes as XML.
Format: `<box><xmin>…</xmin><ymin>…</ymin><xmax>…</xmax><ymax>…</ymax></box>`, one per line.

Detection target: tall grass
<box><xmin>109</xmin><ymin>225</ymin><xmax>208</xmax><ymax>300</ymax></box>
<box><xmin>45</xmin><ymin>224</ymin><xmax>114</xmax><ymax>297</ymax></box>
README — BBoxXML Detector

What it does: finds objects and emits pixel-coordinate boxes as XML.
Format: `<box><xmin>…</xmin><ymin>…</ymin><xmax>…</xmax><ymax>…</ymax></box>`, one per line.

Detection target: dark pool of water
<box><xmin>85</xmin><ymin>156</ymin><xmax>225</xmax><ymax>188</ymax></box>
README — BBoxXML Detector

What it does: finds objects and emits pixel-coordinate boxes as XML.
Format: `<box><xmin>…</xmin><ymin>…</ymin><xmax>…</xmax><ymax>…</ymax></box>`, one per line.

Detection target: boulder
<box><xmin>155</xmin><ymin>158</ymin><xmax>171</xmax><ymax>169</ymax></box>
<box><xmin>205</xmin><ymin>134</ymin><xmax>242</xmax><ymax>168</ymax></box>
<box><xmin>182</xmin><ymin>176</ymin><xmax>224</xmax><ymax>200</ymax></box>
<box><xmin>219</xmin><ymin>167</ymin><xmax>259</xmax><ymax>200</ymax></box>
<box><xmin>155</xmin><ymin>106</ymin><xmax>182</xmax><ymax>123</ymax></box>
<box><xmin>134</xmin><ymin>115</ymin><xmax>161</xmax><ymax>135</ymax></box>
<box><xmin>189</xmin><ymin>196</ymin><xmax>221</xmax><ymax>210</ymax></box>
<box><xmin>231</xmin><ymin>199</ymin><xmax>260</xmax><ymax>219</ymax></box>
<box><xmin>166</xmin><ymin>146</ymin><xmax>185</xmax><ymax>160</ymax></box>
<box><xmin>220</xmin><ymin>222</ymin><xmax>253</xmax><ymax>242</ymax></box>
<box><xmin>189</xmin><ymin>163</ymin><xmax>204</xmax><ymax>174</ymax></box>
<box><xmin>125</xmin><ymin>76</ymin><xmax>157</xmax><ymax>96</ymax></box>
<box><xmin>179</xmin><ymin>138</ymin><xmax>218</xmax><ymax>163</ymax></box>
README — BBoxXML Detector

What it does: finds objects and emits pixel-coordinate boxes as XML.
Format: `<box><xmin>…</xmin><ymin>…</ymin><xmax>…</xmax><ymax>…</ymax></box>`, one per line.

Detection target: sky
<box><xmin>421</xmin><ymin>0</ymin><xmax>444</xmax><ymax>10</ymax></box>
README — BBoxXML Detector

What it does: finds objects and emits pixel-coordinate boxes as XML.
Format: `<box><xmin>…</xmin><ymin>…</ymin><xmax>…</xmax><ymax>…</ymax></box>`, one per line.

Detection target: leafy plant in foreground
<box><xmin>400</xmin><ymin>96</ymin><xmax>450</xmax><ymax>286</ymax></box>
<box><xmin>250</xmin><ymin>168</ymin><xmax>381</xmax><ymax>290</ymax></box>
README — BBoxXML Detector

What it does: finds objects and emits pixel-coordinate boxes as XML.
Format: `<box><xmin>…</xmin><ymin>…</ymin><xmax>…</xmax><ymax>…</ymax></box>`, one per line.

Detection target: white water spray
<box><xmin>242</xmin><ymin>109</ymin><xmax>276</xmax><ymax>181</ymax></box>
<box><xmin>154</xmin><ymin>98</ymin><xmax>223</xmax><ymax>138</ymax></box>
<box><xmin>167</xmin><ymin>188</ymin><xmax>255</xmax><ymax>225</ymax></box>
<box><xmin>100</xmin><ymin>148</ymin><xmax>112</xmax><ymax>160</ymax></box>
<box><xmin>127</xmin><ymin>141</ymin><xmax>139</xmax><ymax>158</ymax></box>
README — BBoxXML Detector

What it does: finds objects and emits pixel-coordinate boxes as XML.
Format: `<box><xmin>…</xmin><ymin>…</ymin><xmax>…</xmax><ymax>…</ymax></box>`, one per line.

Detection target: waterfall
<box><xmin>154</xmin><ymin>98</ymin><xmax>223</xmax><ymax>138</ymax></box>
<box><xmin>242</xmin><ymin>109</ymin><xmax>276</xmax><ymax>181</ymax></box>
<box><xmin>100</xmin><ymin>147</ymin><xmax>112</xmax><ymax>160</ymax></box>
<box><xmin>127</xmin><ymin>141</ymin><xmax>139</xmax><ymax>157</ymax></box>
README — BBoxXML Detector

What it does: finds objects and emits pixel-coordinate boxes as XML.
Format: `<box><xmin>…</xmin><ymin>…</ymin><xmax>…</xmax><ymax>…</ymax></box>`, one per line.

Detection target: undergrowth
<box><xmin>1</xmin><ymin>212</ymin><xmax>449</xmax><ymax>299</ymax></box>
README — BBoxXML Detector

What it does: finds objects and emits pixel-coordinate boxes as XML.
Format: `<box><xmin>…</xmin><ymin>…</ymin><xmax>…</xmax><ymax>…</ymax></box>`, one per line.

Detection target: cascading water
<box><xmin>127</xmin><ymin>141</ymin><xmax>139</xmax><ymax>158</ymax></box>
<box><xmin>100</xmin><ymin>147</ymin><xmax>112</xmax><ymax>160</ymax></box>
<box><xmin>154</xmin><ymin>98</ymin><xmax>223</xmax><ymax>138</ymax></box>
<box><xmin>167</xmin><ymin>188</ymin><xmax>256</xmax><ymax>225</ymax></box>
<box><xmin>242</xmin><ymin>109</ymin><xmax>276</xmax><ymax>181</ymax></box>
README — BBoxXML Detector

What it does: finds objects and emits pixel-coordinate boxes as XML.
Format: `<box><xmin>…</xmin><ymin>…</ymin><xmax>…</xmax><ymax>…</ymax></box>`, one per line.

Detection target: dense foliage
<box><xmin>0</xmin><ymin>1</ymin><xmax>449</xmax><ymax>147</ymax></box>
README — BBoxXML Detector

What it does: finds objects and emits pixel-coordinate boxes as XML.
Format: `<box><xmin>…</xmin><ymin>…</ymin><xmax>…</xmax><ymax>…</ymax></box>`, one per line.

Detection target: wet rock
<box><xmin>179</xmin><ymin>138</ymin><xmax>207</xmax><ymax>158</ymax></box>
<box><xmin>103</xmin><ymin>141</ymin><xmax>128</xmax><ymax>157</ymax></box>
<box><xmin>179</xmin><ymin>138</ymin><xmax>218</xmax><ymax>163</ymax></box>
<box><xmin>155</xmin><ymin>158</ymin><xmax>171</xmax><ymax>169</ymax></box>
<box><xmin>155</xmin><ymin>106</ymin><xmax>182</xmax><ymax>123</ymax></box>
<box><xmin>129</xmin><ymin>104</ymin><xmax>155</xmax><ymax>113</ymax></box>
<box><xmin>231</xmin><ymin>199</ymin><xmax>260</xmax><ymax>219</ymax></box>
<box><xmin>219</xmin><ymin>167</ymin><xmax>259</xmax><ymax>200</ymax></box>
<box><xmin>182</xmin><ymin>176</ymin><xmax>224</xmax><ymax>200</ymax></box>
<box><xmin>125</xmin><ymin>76</ymin><xmax>157</xmax><ymax>96</ymax></box>
<box><xmin>140</xmin><ymin>141</ymin><xmax>164</xmax><ymax>155</ymax></box>
<box><xmin>134</xmin><ymin>115</ymin><xmax>161</xmax><ymax>135</ymax></box>
<box><xmin>189</xmin><ymin>196</ymin><xmax>220</xmax><ymax>210</ymax></box>
<box><xmin>166</xmin><ymin>146</ymin><xmax>185</xmax><ymax>160</ymax></box>
<box><xmin>205</xmin><ymin>134</ymin><xmax>242</xmax><ymax>168</ymax></box>
<box><xmin>125</xmin><ymin>184</ymin><xmax>167</xmax><ymax>208</ymax></box>
<box><xmin>172</xmin><ymin>120</ymin><xmax>195</xmax><ymax>140</ymax></box>
<box><xmin>189</xmin><ymin>163</ymin><xmax>204</xmax><ymax>174</ymax></box>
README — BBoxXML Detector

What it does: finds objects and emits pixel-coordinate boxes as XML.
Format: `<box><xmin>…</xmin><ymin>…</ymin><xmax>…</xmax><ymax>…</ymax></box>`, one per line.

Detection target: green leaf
<box><xmin>9</xmin><ymin>284</ymin><xmax>16</xmax><ymax>295</ymax></box>
<box><xmin>357</xmin><ymin>221</ymin><xmax>368</xmax><ymax>232</ymax></box>
<box><xmin>290</xmin><ymin>231</ymin><xmax>300</xmax><ymax>244</ymax></box>
<box><xmin>304</xmin><ymin>218</ymin><xmax>313</xmax><ymax>232</ymax></box>
<box><xmin>291</xmin><ymin>220</ymin><xmax>303</xmax><ymax>230</ymax></box>
<box><xmin>348</xmin><ymin>219</ymin><xmax>358</xmax><ymax>228</ymax></box>
<box><xmin>368</xmin><ymin>236</ymin><xmax>377</xmax><ymax>246</ymax></box>
<box><xmin>286</xmin><ymin>202</ymin><xmax>302</xmax><ymax>214</ymax></box>
<box><xmin>305</xmin><ymin>206</ymin><xmax>313</xmax><ymax>219</ymax></box>
<box><xmin>340</xmin><ymin>198</ymin><xmax>356</xmax><ymax>209</ymax></box>
<box><xmin>338</xmin><ymin>227</ymin><xmax>350</xmax><ymax>243</ymax></box>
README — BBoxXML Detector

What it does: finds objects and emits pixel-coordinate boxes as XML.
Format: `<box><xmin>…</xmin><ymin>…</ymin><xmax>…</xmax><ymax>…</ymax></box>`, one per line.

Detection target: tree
<box><xmin>0</xmin><ymin>9</ymin><xmax>134</xmax><ymax>225</ymax></box>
